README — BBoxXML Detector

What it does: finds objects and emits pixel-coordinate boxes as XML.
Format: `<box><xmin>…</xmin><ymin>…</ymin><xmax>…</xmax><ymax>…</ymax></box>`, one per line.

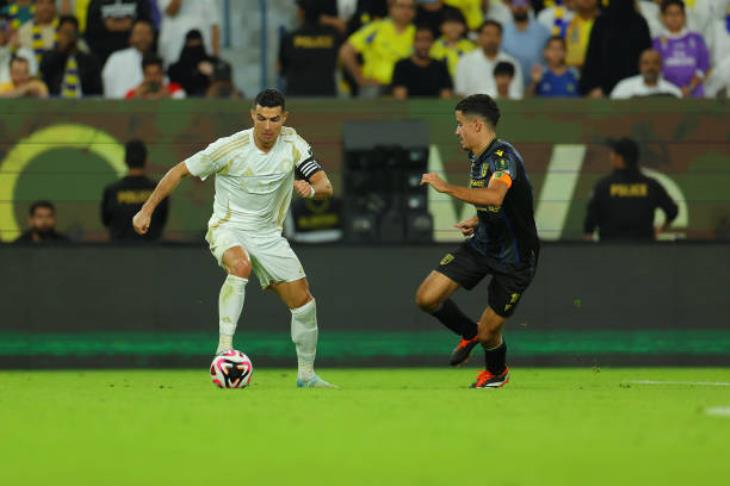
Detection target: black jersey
<box><xmin>467</xmin><ymin>138</ymin><xmax>539</xmax><ymax>266</ymax></box>
<box><xmin>101</xmin><ymin>175</ymin><xmax>168</xmax><ymax>242</ymax></box>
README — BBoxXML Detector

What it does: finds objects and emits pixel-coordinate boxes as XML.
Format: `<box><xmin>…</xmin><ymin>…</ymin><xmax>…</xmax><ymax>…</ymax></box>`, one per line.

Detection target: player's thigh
<box><xmin>415</xmin><ymin>271</ymin><xmax>460</xmax><ymax>310</ymax></box>
<box><xmin>221</xmin><ymin>245</ymin><xmax>252</xmax><ymax>278</ymax></box>
<box><xmin>269</xmin><ymin>278</ymin><xmax>312</xmax><ymax>309</ymax></box>
<box><xmin>250</xmin><ymin>235</ymin><xmax>306</xmax><ymax>290</ymax></box>
<box><xmin>487</xmin><ymin>264</ymin><xmax>535</xmax><ymax>319</ymax></box>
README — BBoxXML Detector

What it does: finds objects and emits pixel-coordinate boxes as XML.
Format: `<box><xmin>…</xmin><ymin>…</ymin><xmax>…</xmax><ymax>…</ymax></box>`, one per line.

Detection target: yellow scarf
<box><xmin>61</xmin><ymin>55</ymin><xmax>80</xmax><ymax>99</ymax></box>
<box><xmin>31</xmin><ymin>18</ymin><xmax>59</xmax><ymax>64</ymax></box>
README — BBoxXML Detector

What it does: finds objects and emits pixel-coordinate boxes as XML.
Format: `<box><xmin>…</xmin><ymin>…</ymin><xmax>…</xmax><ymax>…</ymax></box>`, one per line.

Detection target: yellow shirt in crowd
<box><xmin>347</xmin><ymin>19</ymin><xmax>415</xmax><ymax>85</ymax></box>
<box><xmin>443</xmin><ymin>0</ymin><xmax>482</xmax><ymax>31</ymax></box>
<box><xmin>430</xmin><ymin>37</ymin><xmax>476</xmax><ymax>78</ymax></box>
<box><xmin>565</xmin><ymin>15</ymin><xmax>595</xmax><ymax>69</ymax></box>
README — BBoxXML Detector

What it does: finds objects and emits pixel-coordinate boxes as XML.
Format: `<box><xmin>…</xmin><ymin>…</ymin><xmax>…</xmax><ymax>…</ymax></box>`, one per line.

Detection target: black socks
<box><xmin>431</xmin><ymin>299</ymin><xmax>478</xmax><ymax>339</ymax></box>
<box><xmin>483</xmin><ymin>340</ymin><xmax>507</xmax><ymax>375</ymax></box>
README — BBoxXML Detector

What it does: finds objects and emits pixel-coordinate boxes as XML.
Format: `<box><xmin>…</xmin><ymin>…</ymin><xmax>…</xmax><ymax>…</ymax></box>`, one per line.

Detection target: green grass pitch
<box><xmin>1</xmin><ymin>368</ymin><xmax>729</xmax><ymax>485</ymax></box>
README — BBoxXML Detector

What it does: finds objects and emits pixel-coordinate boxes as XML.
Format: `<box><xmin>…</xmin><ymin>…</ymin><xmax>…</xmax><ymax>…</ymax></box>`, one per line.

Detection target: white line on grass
<box><xmin>626</xmin><ymin>380</ymin><xmax>730</xmax><ymax>387</ymax></box>
<box><xmin>705</xmin><ymin>407</ymin><xmax>730</xmax><ymax>417</ymax></box>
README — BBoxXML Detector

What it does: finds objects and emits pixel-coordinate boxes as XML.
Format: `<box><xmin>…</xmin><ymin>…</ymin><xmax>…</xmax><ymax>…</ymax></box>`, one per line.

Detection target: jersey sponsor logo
<box><xmin>440</xmin><ymin>253</ymin><xmax>455</xmax><ymax>266</ymax></box>
<box><xmin>495</xmin><ymin>158</ymin><xmax>509</xmax><ymax>171</ymax></box>
<box><xmin>610</xmin><ymin>183</ymin><xmax>648</xmax><ymax>198</ymax></box>
<box><xmin>116</xmin><ymin>190</ymin><xmax>152</xmax><ymax>204</ymax></box>
<box><xmin>470</xmin><ymin>179</ymin><xmax>486</xmax><ymax>188</ymax></box>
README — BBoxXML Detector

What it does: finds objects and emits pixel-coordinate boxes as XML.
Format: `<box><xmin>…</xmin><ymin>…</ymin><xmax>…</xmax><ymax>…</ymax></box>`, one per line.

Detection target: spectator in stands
<box><xmin>392</xmin><ymin>25</ymin><xmax>453</xmax><ymax>99</ymax></box>
<box><xmin>610</xmin><ymin>48</ymin><xmax>682</xmax><ymax>98</ymax></box>
<box><xmin>705</xmin><ymin>56</ymin><xmax>730</xmax><ymax>98</ymax></box>
<box><xmin>530</xmin><ymin>35</ymin><xmax>579</xmax><ymax>96</ymax></box>
<box><xmin>653</xmin><ymin>0</ymin><xmax>709</xmax><ymax>98</ymax></box>
<box><xmin>429</xmin><ymin>8</ymin><xmax>474</xmax><ymax>78</ymax></box>
<box><xmin>0</xmin><ymin>17</ymin><xmax>37</xmax><ymax>84</ymax></box>
<box><xmin>1</xmin><ymin>0</ymin><xmax>34</xmax><ymax>32</ymax></box>
<box><xmin>502</xmin><ymin>0</ymin><xmax>550</xmax><ymax>88</ymax></box>
<box><xmin>15</xmin><ymin>0</ymin><xmax>57</xmax><ymax>65</ymax></box>
<box><xmin>493</xmin><ymin>60</ymin><xmax>516</xmax><ymax>98</ymax></box>
<box><xmin>101</xmin><ymin>140</ymin><xmax>168</xmax><ymax>242</ymax></box>
<box><xmin>157</xmin><ymin>0</ymin><xmax>220</xmax><ymax>68</ymax></box>
<box><xmin>693</xmin><ymin>0</ymin><xmax>730</xmax><ymax>67</ymax></box>
<box><xmin>40</xmin><ymin>15</ymin><xmax>102</xmax><ymax>97</ymax></box>
<box><xmin>278</xmin><ymin>0</ymin><xmax>341</xmax><ymax>97</ymax></box>
<box><xmin>344</xmin><ymin>0</ymin><xmax>389</xmax><ymax>35</ymax></box>
<box><xmin>125</xmin><ymin>53</ymin><xmax>184</xmax><ymax>99</ymax></box>
<box><xmin>479</xmin><ymin>0</ymin><xmax>512</xmax><ymax>27</ymax></box>
<box><xmin>340</xmin><ymin>0</ymin><xmax>416</xmax><ymax>98</ymax></box>
<box><xmin>15</xmin><ymin>201</ymin><xmax>69</xmax><ymax>243</ymax></box>
<box><xmin>205</xmin><ymin>59</ymin><xmax>243</xmax><ymax>99</ymax></box>
<box><xmin>638</xmin><ymin>0</ymin><xmax>663</xmax><ymax>38</ymax></box>
<box><xmin>564</xmin><ymin>0</ymin><xmax>598</xmax><ymax>70</ymax></box>
<box><xmin>579</xmin><ymin>0</ymin><xmax>651</xmax><ymax>97</ymax></box>
<box><xmin>85</xmin><ymin>0</ymin><xmax>151</xmax><ymax>66</ymax></box>
<box><xmin>537</xmin><ymin>0</ymin><xmax>575</xmax><ymax>37</ymax></box>
<box><xmin>59</xmin><ymin>0</ymin><xmax>93</xmax><ymax>33</ymax></box>
<box><xmin>415</xmin><ymin>0</ymin><xmax>463</xmax><ymax>39</ymax></box>
<box><xmin>455</xmin><ymin>19</ymin><xmax>523</xmax><ymax>98</ymax></box>
<box><xmin>168</xmin><ymin>29</ymin><xmax>217</xmax><ymax>96</ymax></box>
<box><xmin>584</xmin><ymin>137</ymin><xmax>678</xmax><ymax>241</ymax></box>
<box><xmin>0</xmin><ymin>55</ymin><xmax>48</xmax><ymax>97</ymax></box>
<box><xmin>102</xmin><ymin>18</ymin><xmax>154</xmax><ymax>98</ymax></box>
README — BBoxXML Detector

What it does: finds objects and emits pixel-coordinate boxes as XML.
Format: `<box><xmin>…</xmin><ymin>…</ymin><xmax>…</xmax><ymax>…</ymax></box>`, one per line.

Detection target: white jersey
<box><xmin>184</xmin><ymin>127</ymin><xmax>317</xmax><ymax>234</ymax></box>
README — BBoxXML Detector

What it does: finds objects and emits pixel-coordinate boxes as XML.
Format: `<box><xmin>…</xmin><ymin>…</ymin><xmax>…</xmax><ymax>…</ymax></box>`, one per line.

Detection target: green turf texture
<box><xmin>1</xmin><ymin>368</ymin><xmax>729</xmax><ymax>485</ymax></box>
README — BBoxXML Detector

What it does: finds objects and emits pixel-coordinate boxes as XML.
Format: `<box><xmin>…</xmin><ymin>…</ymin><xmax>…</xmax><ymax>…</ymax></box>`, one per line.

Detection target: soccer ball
<box><xmin>210</xmin><ymin>350</ymin><xmax>253</xmax><ymax>389</ymax></box>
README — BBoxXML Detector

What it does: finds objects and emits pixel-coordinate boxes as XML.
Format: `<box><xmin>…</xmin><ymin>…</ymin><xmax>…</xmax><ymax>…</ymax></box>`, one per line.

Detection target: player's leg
<box><xmin>216</xmin><ymin>246</ymin><xmax>252</xmax><ymax>354</ymax></box>
<box><xmin>416</xmin><ymin>246</ymin><xmax>485</xmax><ymax>365</ymax></box>
<box><xmin>269</xmin><ymin>278</ymin><xmax>335</xmax><ymax>388</ymax></box>
<box><xmin>470</xmin><ymin>264</ymin><xmax>534</xmax><ymax>388</ymax></box>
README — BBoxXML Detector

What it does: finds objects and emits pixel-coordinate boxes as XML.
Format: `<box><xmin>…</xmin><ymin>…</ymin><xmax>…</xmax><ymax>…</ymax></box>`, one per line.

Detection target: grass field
<box><xmin>1</xmin><ymin>368</ymin><xmax>729</xmax><ymax>485</ymax></box>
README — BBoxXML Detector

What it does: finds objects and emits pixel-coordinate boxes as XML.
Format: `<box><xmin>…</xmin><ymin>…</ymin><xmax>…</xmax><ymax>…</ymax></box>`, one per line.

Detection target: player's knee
<box><xmin>290</xmin><ymin>292</ymin><xmax>313</xmax><ymax>309</ymax></box>
<box><xmin>227</xmin><ymin>258</ymin><xmax>252</xmax><ymax>278</ymax></box>
<box><xmin>415</xmin><ymin>288</ymin><xmax>440</xmax><ymax>313</ymax></box>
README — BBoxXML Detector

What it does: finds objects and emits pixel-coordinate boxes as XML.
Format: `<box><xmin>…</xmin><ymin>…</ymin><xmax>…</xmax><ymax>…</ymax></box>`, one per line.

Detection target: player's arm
<box><xmin>421</xmin><ymin>171</ymin><xmax>510</xmax><ymax>207</ymax></box>
<box><xmin>294</xmin><ymin>171</ymin><xmax>333</xmax><ymax>200</ymax></box>
<box><xmin>132</xmin><ymin>162</ymin><xmax>190</xmax><ymax>235</ymax></box>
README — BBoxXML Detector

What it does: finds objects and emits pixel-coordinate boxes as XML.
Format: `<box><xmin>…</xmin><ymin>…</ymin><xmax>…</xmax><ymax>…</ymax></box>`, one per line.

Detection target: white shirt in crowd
<box><xmin>184</xmin><ymin>127</ymin><xmax>316</xmax><ymax>234</ymax></box>
<box><xmin>102</xmin><ymin>47</ymin><xmax>143</xmax><ymax>99</ymax></box>
<box><xmin>483</xmin><ymin>1</ymin><xmax>513</xmax><ymax>27</ymax></box>
<box><xmin>610</xmin><ymin>74</ymin><xmax>683</xmax><ymax>99</ymax></box>
<box><xmin>706</xmin><ymin>56</ymin><xmax>730</xmax><ymax>97</ymax></box>
<box><xmin>455</xmin><ymin>49</ymin><xmax>524</xmax><ymax>99</ymax></box>
<box><xmin>157</xmin><ymin>0</ymin><xmax>221</xmax><ymax>66</ymax></box>
<box><xmin>0</xmin><ymin>46</ymin><xmax>37</xmax><ymax>84</ymax></box>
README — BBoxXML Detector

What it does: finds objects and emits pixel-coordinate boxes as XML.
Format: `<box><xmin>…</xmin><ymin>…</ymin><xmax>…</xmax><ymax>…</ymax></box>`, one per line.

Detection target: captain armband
<box><xmin>295</xmin><ymin>157</ymin><xmax>323</xmax><ymax>181</ymax></box>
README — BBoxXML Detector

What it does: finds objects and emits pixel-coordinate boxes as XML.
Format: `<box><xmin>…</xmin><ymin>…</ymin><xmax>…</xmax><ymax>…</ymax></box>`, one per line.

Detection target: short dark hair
<box><xmin>125</xmin><ymin>139</ymin><xmax>147</xmax><ymax>169</ymax></box>
<box><xmin>455</xmin><ymin>94</ymin><xmax>501</xmax><ymax>129</ymax></box>
<box><xmin>58</xmin><ymin>14</ymin><xmax>79</xmax><ymax>31</ymax></box>
<box><xmin>545</xmin><ymin>35</ymin><xmax>566</xmax><ymax>49</ymax></box>
<box><xmin>30</xmin><ymin>200</ymin><xmax>55</xmax><ymax>216</ymax></box>
<box><xmin>441</xmin><ymin>8</ymin><xmax>467</xmax><ymax>27</ymax></box>
<box><xmin>415</xmin><ymin>24</ymin><xmax>434</xmax><ymax>37</ymax></box>
<box><xmin>661</xmin><ymin>0</ymin><xmax>684</xmax><ymax>13</ymax></box>
<box><xmin>254</xmin><ymin>88</ymin><xmax>286</xmax><ymax>110</ymax></box>
<box><xmin>142</xmin><ymin>53</ymin><xmax>163</xmax><ymax>70</ymax></box>
<box><xmin>493</xmin><ymin>61</ymin><xmax>515</xmax><ymax>78</ymax></box>
<box><xmin>478</xmin><ymin>19</ymin><xmax>503</xmax><ymax>35</ymax></box>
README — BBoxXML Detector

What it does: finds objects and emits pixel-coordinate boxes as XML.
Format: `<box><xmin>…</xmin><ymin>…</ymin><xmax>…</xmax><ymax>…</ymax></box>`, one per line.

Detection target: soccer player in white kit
<box><xmin>132</xmin><ymin>89</ymin><xmax>336</xmax><ymax>388</ymax></box>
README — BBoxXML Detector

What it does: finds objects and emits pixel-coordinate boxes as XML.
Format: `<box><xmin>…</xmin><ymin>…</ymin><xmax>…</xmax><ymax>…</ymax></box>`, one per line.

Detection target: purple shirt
<box><xmin>653</xmin><ymin>31</ymin><xmax>710</xmax><ymax>98</ymax></box>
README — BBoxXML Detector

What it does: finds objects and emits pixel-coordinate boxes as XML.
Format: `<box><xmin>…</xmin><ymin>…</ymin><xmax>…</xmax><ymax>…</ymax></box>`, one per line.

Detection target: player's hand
<box><xmin>293</xmin><ymin>180</ymin><xmax>314</xmax><ymax>199</ymax></box>
<box><xmin>531</xmin><ymin>64</ymin><xmax>543</xmax><ymax>84</ymax></box>
<box><xmin>421</xmin><ymin>172</ymin><xmax>449</xmax><ymax>193</ymax></box>
<box><xmin>132</xmin><ymin>210</ymin><xmax>151</xmax><ymax>235</ymax></box>
<box><xmin>454</xmin><ymin>217</ymin><xmax>478</xmax><ymax>237</ymax></box>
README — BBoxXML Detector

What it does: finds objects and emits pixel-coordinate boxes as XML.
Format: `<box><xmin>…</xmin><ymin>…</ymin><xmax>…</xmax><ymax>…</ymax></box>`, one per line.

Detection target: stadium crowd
<box><xmin>1</xmin><ymin>0</ymin><xmax>728</xmax><ymax>99</ymax></box>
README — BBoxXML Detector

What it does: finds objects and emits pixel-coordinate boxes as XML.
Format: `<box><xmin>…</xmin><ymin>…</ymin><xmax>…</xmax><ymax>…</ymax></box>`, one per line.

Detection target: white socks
<box><xmin>216</xmin><ymin>274</ymin><xmax>248</xmax><ymax>354</ymax></box>
<box><xmin>290</xmin><ymin>299</ymin><xmax>319</xmax><ymax>380</ymax></box>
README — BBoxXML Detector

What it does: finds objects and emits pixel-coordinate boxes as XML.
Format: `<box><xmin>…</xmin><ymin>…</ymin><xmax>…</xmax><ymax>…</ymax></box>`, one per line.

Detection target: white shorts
<box><xmin>205</xmin><ymin>224</ymin><xmax>306</xmax><ymax>289</ymax></box>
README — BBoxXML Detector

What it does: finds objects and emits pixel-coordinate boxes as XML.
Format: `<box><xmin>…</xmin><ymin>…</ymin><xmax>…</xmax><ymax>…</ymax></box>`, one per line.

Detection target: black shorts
<box><xmin>435</xmin><ymin>241</ymin><xmax>537</xmax><ymax>318</ymax></box>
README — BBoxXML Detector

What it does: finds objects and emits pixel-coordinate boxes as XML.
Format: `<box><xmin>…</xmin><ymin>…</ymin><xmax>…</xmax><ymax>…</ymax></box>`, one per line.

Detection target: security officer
<box><xmin>101</xmin><ymin>140</ymin><xmax>168</xmax><ymax>242</ymax></box>
<box><xmin>584</xmin><ymin>137</ymin><xmax>678</xmax><ymax>241</ymax></box>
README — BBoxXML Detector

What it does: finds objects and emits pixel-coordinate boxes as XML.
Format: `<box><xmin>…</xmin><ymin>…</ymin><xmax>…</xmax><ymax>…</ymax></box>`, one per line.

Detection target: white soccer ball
<box><xmin>210</xmin><ymin>350</ymin><xmax>253</xmax><ymax>389</ymax></box>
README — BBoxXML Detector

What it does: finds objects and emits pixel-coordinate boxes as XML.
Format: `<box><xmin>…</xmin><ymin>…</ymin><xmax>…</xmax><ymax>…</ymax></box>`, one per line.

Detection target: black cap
<box><xmin>606</xmin><ymin>137</ymin><xmax>639</xmax><ymax>168</ymax></box>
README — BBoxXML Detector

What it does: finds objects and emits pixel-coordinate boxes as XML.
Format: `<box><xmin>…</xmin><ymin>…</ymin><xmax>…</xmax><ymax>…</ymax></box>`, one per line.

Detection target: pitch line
<box><xmin>705</xmin><ymin>407</ymin><xmax>730</xmax><ymax>417</ymax></box>
<box><xmin>626</xmin><ymin>380</ymin><xmax>730</xmax><ymax>387</ymax></box>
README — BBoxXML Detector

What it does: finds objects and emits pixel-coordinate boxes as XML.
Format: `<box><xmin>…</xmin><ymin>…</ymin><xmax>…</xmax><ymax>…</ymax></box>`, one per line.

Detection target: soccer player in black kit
<box><xmin>417</xmin><ymin>94</ymin><xmax>539</xmax><ymax>388</ymax></box>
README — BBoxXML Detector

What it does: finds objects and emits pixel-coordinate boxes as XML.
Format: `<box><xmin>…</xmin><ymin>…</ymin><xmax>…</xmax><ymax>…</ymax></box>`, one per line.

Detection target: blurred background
<box><xmin>0</xmin><ymin>0</ymin><xmax>728</xmax><ymax>367</ymax></box>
